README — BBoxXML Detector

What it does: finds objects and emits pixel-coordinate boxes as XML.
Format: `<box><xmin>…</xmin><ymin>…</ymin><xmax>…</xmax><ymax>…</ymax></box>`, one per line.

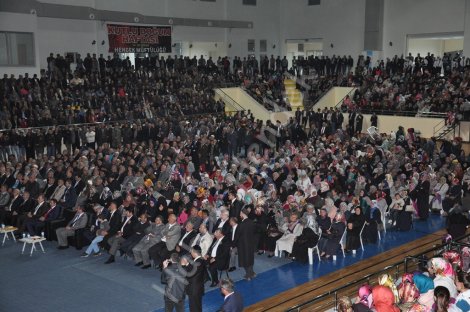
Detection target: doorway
<box><xmin>406</xmin><ymin>32</ymin><xmax>464</xmax><ymax>58</ymax></box>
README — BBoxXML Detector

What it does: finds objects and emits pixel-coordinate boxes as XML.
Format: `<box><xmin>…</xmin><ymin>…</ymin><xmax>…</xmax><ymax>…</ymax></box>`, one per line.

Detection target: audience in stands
<box><xmin>2</xmin><ymin>51</ymin><xmax>470</xmax><ymax>311</ymax></box>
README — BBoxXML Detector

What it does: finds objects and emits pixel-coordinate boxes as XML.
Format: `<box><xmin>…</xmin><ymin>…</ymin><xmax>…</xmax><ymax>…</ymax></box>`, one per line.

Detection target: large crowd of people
<box><xmin>1</xmin><ymin>51</ymin><xmax>470</xmax><ymax>312</ymax></box>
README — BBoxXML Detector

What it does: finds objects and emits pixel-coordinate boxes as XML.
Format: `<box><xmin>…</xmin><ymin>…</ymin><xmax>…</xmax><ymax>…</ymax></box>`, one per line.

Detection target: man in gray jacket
<box><xmin>162</xmin><ymin>253</ymin><xmax>187</xmax><ymax>312</ymax></box>
<box><xmin>148</xmin><ymin>214</ymin><xmax>181</xmax><ymax>268</ymax></box>
<box><xmin>56</xmin><ymin>205</ymin><xmax>88</xmax><ymax>249</ymax></box>
<box><xmin>133</xmin><ymin>216</ymin><xmax>165</xmax><ymax>269</ymax></box>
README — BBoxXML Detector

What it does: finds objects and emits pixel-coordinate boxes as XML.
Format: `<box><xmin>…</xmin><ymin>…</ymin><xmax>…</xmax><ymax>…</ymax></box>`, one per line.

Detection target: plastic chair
<box><xmin>358</xmin><ymin>222</ymin><xmax>366</xmax><ymax>251</ymax></box>
<box><xmin>339</xmin><ymin>228</ymin><xmax>347</xmax><ymax>257</ymax></box>
<box><xmin>308</xmin><ymin>228</ymin><xmax>322</xmax><ymax>265</ymax></box>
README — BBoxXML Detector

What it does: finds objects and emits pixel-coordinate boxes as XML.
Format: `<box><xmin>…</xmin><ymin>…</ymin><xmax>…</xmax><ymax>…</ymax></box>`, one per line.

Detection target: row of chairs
<box><xmin>308</xmin><ymin>221</ymin><xmax>373</xmax><ymax>265</ymax></box>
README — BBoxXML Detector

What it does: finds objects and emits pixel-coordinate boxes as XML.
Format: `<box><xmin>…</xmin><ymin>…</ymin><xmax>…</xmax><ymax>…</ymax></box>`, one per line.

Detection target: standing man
<box><xmin>162</xmin><ymin>253</ymin><xmax>187</xmax><ymax>312</ymax></box>
<box><xmin>186</xmin><ymin>246</ymin><xmax>206</xmax><ymax>312</ymax></box>
<box><xmin>237</xmin><ymin>209</ymin><xmax>256</xmax><ymax>280</ymax></box>
<box><xmin>228</xmin><ymin>190</ymin><xmax>243</xmax><ymax>220</ymax></box>
<box><xmin>217</xmin><ymin>279</ymin><xmax>244</xmax><ymax>312</ymax></box>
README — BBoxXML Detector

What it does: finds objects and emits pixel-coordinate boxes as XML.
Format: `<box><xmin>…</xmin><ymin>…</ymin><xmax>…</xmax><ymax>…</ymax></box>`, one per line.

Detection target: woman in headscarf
<box><xmin>345</xmin><ymin>206</ymin><xmax>366</xmax><ymax>252</ymax></box>
<box><xmin>413</xmin><ymin>273</ymin><xmax>435</xmax><ymax>309</ymax></box>
<box><xmin>379</xmin><ymin>274</ymin><xmax>400</xmax><ymax>303</ymax></box>
<box><xmin>352</xmin><ymin>284</ymin><xmax>373</xmax><ymax>312</ymax></box>
<box><xmin>388</xmin><ymin>191</ymin><xmax>404</xmax><ymax>227</ymax></box>
<box><xmin>282</xmin><ymin>194</ymin><xmax>296</xmax><ymax>211</ymax></box>
<box><xmin>291</xmin><ymin>206</ymin><xmax>319</xmax><ymax>263</ymax></box>
<box><xmin>428</xmin><ymin>257</ymin><xmax>458</xmax><ymax>298</ymax></box>
<box><xmin>362</xmin><ymin>199</ymin><xmax>382</xmax><ymax>244</ymax></box>
<box><xmin>397</xmin><ymin>274</ymin><xmax>427</xmax><ymax>312</ymax></box>
<box><xmin>372</xmin><ymin>285</ymin><xmax>400</xmax><ymax>312</ymax></box>
<box><xmin>321</xmin><ymin>211</ymin><xmax>346</xmax><ymax>259</ymax></box>
<box><xmin>276</xmin><ymin>213</ymin><xmax>303</xmax><ymax>257</ymax></box>
<box><xmin>430</xmin><ymin>176</ymin><xmax>449</xmax><ymax>214</ymax></box>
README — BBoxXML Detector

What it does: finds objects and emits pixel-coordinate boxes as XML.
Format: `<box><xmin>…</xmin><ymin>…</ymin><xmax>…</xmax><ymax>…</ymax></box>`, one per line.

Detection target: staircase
<box><xmin>284</xmin><ymin>79</ymin><xmax>303</xmax><ymax>110</ymax></box>
<box><xmin>433</xmin><ymin>119</ymin><xmax>460</xmax><ymax>140</ymax></box>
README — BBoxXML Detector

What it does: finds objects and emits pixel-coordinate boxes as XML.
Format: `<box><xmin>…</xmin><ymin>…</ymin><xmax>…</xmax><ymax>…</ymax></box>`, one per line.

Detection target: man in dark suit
<box><xmin>60</xmin><ymin>179</ymin><xmax>77</xmax><ymax>210</ymax></box>
<box><xmin>205</xmin><ymin>229</ymin><xmax>230</xmax><ymax>287</ymax></box>
<box><xmin>228</xmin><ymin>217</ymin><xmax>239</xmax><ymax>272</ymax></box>
<box><xmin>217</xmin><ymin>279</ymin><xmax>243</xmax><ymax>312</ymax></box>
<box><xmin>213</xmin><ymin>210</ymin><xmax>231</xmax><ymax>236</ymax></box>
<box><xmin>175</xmin><ymin>222</ymin><xmax>197</xmax><ymax>255</ymax></box>
<box><xmin>237</xmin><ymin>209</ymin><xmax>256</xmax><ymax>280</ymax></box>
<box><xmin>104</xmin><ymin>207</ymin><xmax>135</xmax><ymax>264</ymax></box>
<box><xmin>2</xmin><ymin>188</ymin><xmax>23</xmax><ymax>226</ymax></box>
<box><xmin>14</xmin><ymin>191</ymin><xmax>36</xmax><ymax>235</ymax></box>
<box><xmin>73</xmin><ymin>174</ymin><xmax>86</xmax><ymax>195</ymax></box>
<box><xmin>25</xmin><ymin>198</ymin><xmax>61</xmax><ymax>235</ymax></box>
<box><xmin>22</xmin><ymin>194</ymin><xmax>48</xmax><ymax>234</ymax></box>
<box><xmin>319</xmin><ymin>122</ymin><xmax>331</xmax><ymax>137</ymax></box>
<box><xmin>186</xmin><ymin>245</ymin><xmax>206</xmax><ymax>312</ymax></box>
<box><xmin>228</xmin><ymin>191</ymin><xmax>243</xmax><ymax>220</ymax></box>
<box><xmin>101</xmin><ymin>202</ymin><xmax>121</xmax><ymax>249</ymax></box>
<box><xmin>43</xmin><ymin>177</ymin><xmax>57</xmax><ymax>200</ymax></box>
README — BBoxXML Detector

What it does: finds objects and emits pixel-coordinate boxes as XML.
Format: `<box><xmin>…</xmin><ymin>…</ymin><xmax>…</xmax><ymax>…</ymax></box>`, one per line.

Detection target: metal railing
<box><xmin>352</xmin><ymin>108</ymin><xmax>447</xmax><ymax>118</ymax></box>
<box><xmin>285</xmin><ymin>232</ymin><xmax>470</xmax><ymax>312</ymax></box>
<box><xmin>0</xmin><ymin>110</ymin><xmax>242</xmax><ymax>134</ymax></box>
<box><xmin>334</xmin><ymin>88</ymin><xmax>356</xmax><ymax>109</ymax></box>
<box><xmin>216</xmin><ymin>88</ymin><xmax>247</xmax><ymax>112</ymax></box>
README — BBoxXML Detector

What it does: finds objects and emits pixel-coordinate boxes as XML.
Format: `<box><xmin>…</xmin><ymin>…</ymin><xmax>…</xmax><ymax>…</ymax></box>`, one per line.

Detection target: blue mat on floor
<box><xmin>0</xmin><ymin>215</ymin><xmax>445</xmax><ymax>312</ymax></box>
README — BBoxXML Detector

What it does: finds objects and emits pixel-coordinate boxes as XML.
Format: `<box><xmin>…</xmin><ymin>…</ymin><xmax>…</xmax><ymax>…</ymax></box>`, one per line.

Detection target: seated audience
<box><xmin>56</xmin><ymin>205</ymin><xmax>88</xmax><ymax>249</ymax></box>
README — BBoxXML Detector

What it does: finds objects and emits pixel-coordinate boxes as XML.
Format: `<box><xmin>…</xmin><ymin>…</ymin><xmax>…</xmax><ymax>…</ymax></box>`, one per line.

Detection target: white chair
<box><xmin>308</xmin><ymin>228</ymin><xmax>322</xmax><ymax>265</ymax></box>
<box><xmin>381</xmin><ymin>211</ymin><xmax>387</xmax><ymax>233</ymax></box>
<box><xmin>339</xmin><ymin>228</ymin><xmax>347</xmax><ymax>257</ymax></box>
<box><xmin>274</xmin><ymin>244</ymin><xmax>282</xmax><ymax>257</ymax></box>
<box><xmin>358</xmin><ymin>222</ymin><xmax>367</xmax><ymax>251</ymax></box>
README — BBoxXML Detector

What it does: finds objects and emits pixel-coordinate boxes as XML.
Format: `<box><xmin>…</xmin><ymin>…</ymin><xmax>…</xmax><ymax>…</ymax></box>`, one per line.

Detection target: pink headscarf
<box><xmin>357</xmin><ymin>284</ymin><xmax>373</xmax><ymax>308</ymax></box>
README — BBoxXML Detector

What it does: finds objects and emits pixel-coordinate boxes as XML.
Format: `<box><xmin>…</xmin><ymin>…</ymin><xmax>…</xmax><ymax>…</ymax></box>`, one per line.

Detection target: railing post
<box><xmin>334</xmin><ymin>291</ymin><xmax>338</xmax><ymax>312</ymax></box>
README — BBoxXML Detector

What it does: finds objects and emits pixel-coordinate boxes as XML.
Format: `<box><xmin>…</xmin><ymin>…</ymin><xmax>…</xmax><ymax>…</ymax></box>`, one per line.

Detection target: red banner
<box><xmin>107</xmin><ymin>24</ymin><xmax>172</xmax><ymax>53</ymax></box>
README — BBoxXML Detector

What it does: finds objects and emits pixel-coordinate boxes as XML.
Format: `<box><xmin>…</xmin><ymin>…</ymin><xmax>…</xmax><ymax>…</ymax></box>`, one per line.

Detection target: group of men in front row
<box><xmin>54</xmin><ymin>202</ymin><xmax>250</xmax><ymax>312</ymax></box>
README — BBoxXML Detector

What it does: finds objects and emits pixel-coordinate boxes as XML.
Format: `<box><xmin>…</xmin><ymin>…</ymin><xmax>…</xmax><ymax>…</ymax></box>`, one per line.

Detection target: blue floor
<box><xmin>0</xmin><ymin>215</ymin><xmax>445</xmax><ymax>312</ymax></box>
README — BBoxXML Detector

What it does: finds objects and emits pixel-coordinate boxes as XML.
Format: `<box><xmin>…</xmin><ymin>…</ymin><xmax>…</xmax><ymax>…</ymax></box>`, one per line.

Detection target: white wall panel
<box><xmin>0</xmin><ymin>12</ymin><xmax>40</xmax><ymax>77</ymax></box>
<box><xmin>280</xmin><ymin>0</ymin><xmax>366</xmax><ymax>57</ymax></box>
<box><xmin>383</xmin><ymin>0</ymin><xmax>466</xmax><ymax>58</ymax></box>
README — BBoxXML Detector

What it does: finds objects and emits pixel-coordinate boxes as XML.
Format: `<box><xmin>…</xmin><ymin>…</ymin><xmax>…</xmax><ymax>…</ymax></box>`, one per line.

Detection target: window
<box><xmin>248</xmin><ymin>39</ymin><xmax>255</xmax><ymax>52</ymax></box>
<box><xmin>260</xmin><ymin>40</ymin><xmax>267</xmax><ymax>53</ymax></box>
<box><xmin>308</xmin><ymin>0</ymin><xmax>321</xmax><ymax>5</ymax></box>
<box><xmin>243</xmin><ymin>0</ymin><xmax>257</xmax><ymax>6</ymax></box>
<box><xmin>0</xmin><ymin>32</ymin><xmax>35</xmax><ymax>66</ymax></box>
